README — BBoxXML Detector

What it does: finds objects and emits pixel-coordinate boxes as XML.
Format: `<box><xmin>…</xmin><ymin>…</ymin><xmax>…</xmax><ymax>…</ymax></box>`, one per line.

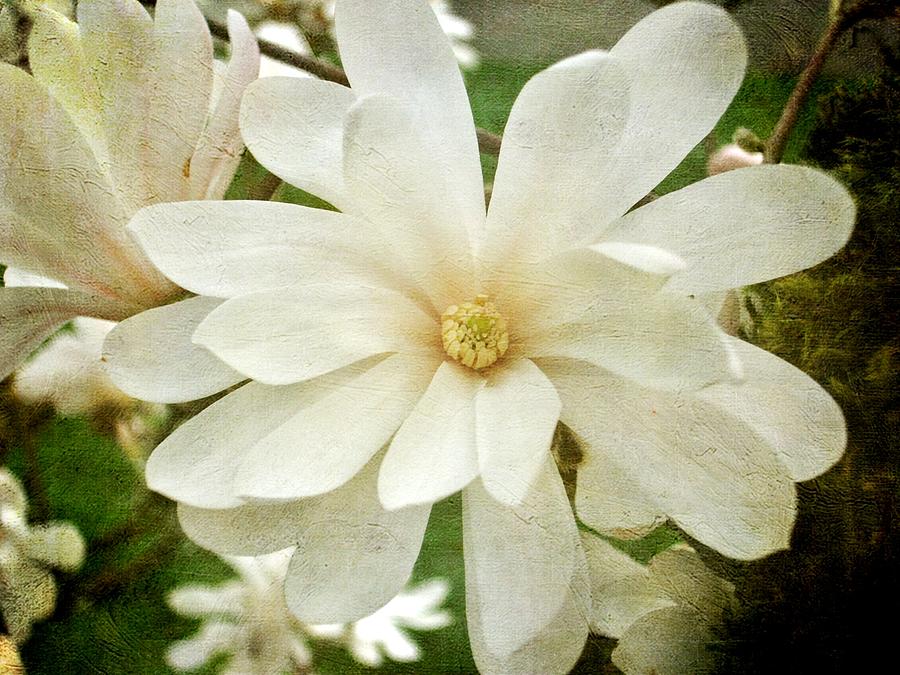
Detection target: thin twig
<box><xmin>764</xmin><ymin>15</ymin><xmax>848</xmax><ymax>163</ymax></box>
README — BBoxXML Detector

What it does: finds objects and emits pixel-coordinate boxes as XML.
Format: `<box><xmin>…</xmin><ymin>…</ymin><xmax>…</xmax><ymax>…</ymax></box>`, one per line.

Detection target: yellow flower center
<box><xmin>441</xmin><ymin>294</ymin><xmax>509</xmax><ymax>370</ymax></box>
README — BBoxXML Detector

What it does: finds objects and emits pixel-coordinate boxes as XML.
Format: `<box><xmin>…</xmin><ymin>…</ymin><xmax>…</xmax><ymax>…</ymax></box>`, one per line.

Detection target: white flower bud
<box><xmin>23</xmin><ymin>523</ymin><xmax>86</xmax><ymax>572</ymax></box>
<box><xmin>707</xmin><ymin>143</ymin><xmax>765</xmax><ymax>176</ymax></box>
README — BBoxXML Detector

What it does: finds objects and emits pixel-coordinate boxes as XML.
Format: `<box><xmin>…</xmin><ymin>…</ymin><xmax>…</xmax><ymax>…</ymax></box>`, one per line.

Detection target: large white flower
<box><xmin>0</xmin><ymin>0</ymin><xmax>259</xmax><ymax>385</ymax></box>
<box><xmin>106</xmin><ymin>0</ymin><xmax>853</xmax><ymax>671</ymax></box>
<box><xmin>166</xmin><ymin>547</ymin><xmax>451</xmax><ymax>673</ymax></box>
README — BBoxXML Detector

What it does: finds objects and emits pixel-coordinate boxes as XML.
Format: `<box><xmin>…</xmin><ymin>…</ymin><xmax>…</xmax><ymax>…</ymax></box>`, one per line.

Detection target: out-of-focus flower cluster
<box><xmin>167</xmin><ymin>548</ymin><xmax>451</xmax><ymax>673</ymax></box>
<box><xmin>0</xmin><ymin>469</ymin><xmax>85</xmax><ymax>644</ymax></box>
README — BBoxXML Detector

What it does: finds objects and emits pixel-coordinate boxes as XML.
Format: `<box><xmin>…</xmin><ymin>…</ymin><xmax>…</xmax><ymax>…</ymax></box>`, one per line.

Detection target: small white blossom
<box><xmin>167</xmin><ymin>548</ymin><xmax>450</xmax><ymax>673</ymax></box>
<box><xmin>708</xmin><ymin>142</ymin><xmax>765</xmax><ymax>176</ymax></box>
<box><xmin>0</xmin><ymin>469</ymin><xmax>85</xmax><ymax>644</ymax></box>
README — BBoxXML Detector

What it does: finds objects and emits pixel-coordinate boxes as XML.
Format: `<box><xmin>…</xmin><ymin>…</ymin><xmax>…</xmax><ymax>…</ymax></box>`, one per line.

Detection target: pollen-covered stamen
<box><xmin>441</xmin><ymin>294</ymin><xmax>509</xmax><ymax>370</ymax></box>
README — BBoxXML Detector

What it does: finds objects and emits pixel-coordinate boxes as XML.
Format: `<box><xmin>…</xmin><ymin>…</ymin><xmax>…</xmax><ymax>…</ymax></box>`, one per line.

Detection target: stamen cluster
<box><xmin>441</xmin><ymin>294</ymin><xmax>509</xmax><ymax>370</ymax></box>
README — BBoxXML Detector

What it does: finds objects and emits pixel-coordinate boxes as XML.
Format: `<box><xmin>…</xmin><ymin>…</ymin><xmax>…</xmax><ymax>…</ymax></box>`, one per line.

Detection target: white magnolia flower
<box><xmin>0</xmin><ymin>469</ymin><xmax>85</xmax><ymax>644</ymax></box>
<box><xmin>0</xmin><ymin>0</ymin><xmax>259</xmax><ymax>384</ymax></box>
<box><xmin>106</xmin><ymin>1</ymin><xmax>853</xmax><ymax>671</ymax></box>
<box><xmin>167</xmin><ymin>548</ymin><xmax>450</xmax><ymax>673</ymax></box>
<box><xmin>583</xmin><ymin>536</ymin><xmax>737</xmax><ymax>675</ymax></box>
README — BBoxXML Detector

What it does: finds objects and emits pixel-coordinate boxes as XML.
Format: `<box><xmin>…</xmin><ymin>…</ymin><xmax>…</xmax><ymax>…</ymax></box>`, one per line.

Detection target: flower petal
<box><xmin>378</xmin><ymin>362</ymin><xmax>482</xmax><ymax>510</ymax></box>
<box><xmin>239</xmin><ymin>76</ymin><xmax>353</xmax><ymax>209</ymax></box>
<box><xmin>128</xmin><ymin>200</ymin><xmax>411</xmax><ymax>299</ymax></box>
<box><xmin>334</xmin><ymin>0</ymin><xmax>483</xmax><ymax>232</ymax></box>
<box><xmin>699</xmin><ymin>337</ymin><xmax>846</xmax><ymax>481</ymax></box>
<box><xmin>463</xmin><ymin>456</ymin><xmax>589</xmax><ymax>669</ymax></box>
<box><xmin>194</xmin><ymin>284</ymin><xmax>435</xmax><ymax>386</ymax></box>
<box><xmin>475</xmin><ymin>358</ymin><xmax>561</xmax><ymax>505</ymax></box>
<box><xmin>102</xmin><ymin>296</ymin><xmax>245</xmax><ymax>404</ymax></box>
<box><xmin>141</xmin><ymin>0</ymin><xmax>214</xmax><ymax>203</ymax></box>
<box><xmin>599</xmin><ymin>1</ymin><xmax>747</xmax><ymax>225</ymax></box>
<box><xmin>602</xmin><ymin>164</ymin><xmax>856</xmax><ymax>293</ymax></box>
<box><xmin>543</xmin><ymin>357</ymin><xmax>796</xmax><ymax>560</ymax></box>
<box><xmin>234</xmin><ymin>353</ymin><xmax>438</xmax><ymax>501</ymax></box>
<box><xmin>342</xmin><ymin>93</ymin><xmax>476</xmax><ymax>312</ymax></box>
<box><xmin>0</xmin><ymin>287</ymin><xmax>133</xmax><ymax>382</ymax></box>
<box><xmin>190</xmin><ymin>10</ymin><xmax>260</xmax><ymax>201</ymax></box>
<box><xmin>580</xmin><ymin>532</ymin><xmax>673</xmax><ymax>639</ymax></box>
<box><xmin>181</xmin><ymin>456</ymin><xmax>431</xmax><ymax>624</ymax></box>
<box><xmin>612</xmin><ymin>606</ymin><xmax>717</xmax><ymax>675</ymax></box>
<box><xmin>483</xmin><ymin>51</ymin><xmax>630</xmax><ymax>263</ymax></box>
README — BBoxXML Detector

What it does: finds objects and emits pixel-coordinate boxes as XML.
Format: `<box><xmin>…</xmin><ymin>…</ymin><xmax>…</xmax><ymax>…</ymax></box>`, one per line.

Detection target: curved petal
<box><xmin>0</xmin><ymin>287</ymin><xmax>133</xmax><ymax>382</ymax></box>
<box><xmin>239</xmin><ymin>76</ymin><xmax>353</xmax><ymax>209</ymax></box>
<box><xmin>463</xmin><ymin>456</ymin><xmax>589</xmax><ymax>669</ymax></box>
<box><xmin>342</xmin><ymin>94</ymin><xmax>476</xmax><ymax>312</ymax></box>
<box><xmin>483</xmin><ymin>51</ymin><xmax>630</xmax><ymax>264</ymax></box>
<box><xmin>0</xmin><ymin>63</ymin><xmax>169</xmax><ymax>302</ymax></box>
<box><xmin>613</xmin><ymin>606</ymin><xmax>717</xmax><ymax>675</ymax></box>
<box><xmin>334</xmin><ymin>0</ymin><xmax>484</xmax><ymax>233</ymax></box>
<box><xmin>77</xmin><ymin>0</ymin><xmax>156</xmax><ymax>211</ymax></box>
<box><xmin>141</xmin><ymin>0</ymin><xmax>214</xmax><ymax>203</ymax></box>
<box><xmin>190</xmin><ymin>9</ymin><xmax>260</xmax><ymax>201</ymax></box>
<box><xmin>601</xmin><ymin>164</ymin><xmax>856</xmax><ymax>293</ymax></box>
<box><xmin>598</xmin><ymin>1</ymin><xmax>747</xmax><ymax>226</ymax></box>
<box><xmin>128</xmin><ymin>200</ymin><xmax>413</xmax><ymax>299</ymax></box>
<box><xmin>146</xmin><ymin>358</ymin><xmax>389</xmax><ymax>509</ymax></box>
<box><xmin>378</xmin><ymin>361</ymin><xmax>482</xmax><ymax>510</ymax></box>
<box><xmin>234</xmin><ymin>353</ymin><xmax>439</xmax><ymax>501</ymax></box>
<box><xmin>102</xmin><ymin>296</ymin><xmax>245</xmax><ymax>404</ymax></box>
<box><xmin>699</xmin><ymin>338</ymin><xmax>846</xmax><ymax>481</ymax></box>
<box><xmin>194</xmin><ymin>284</ymin><xmax>435</xmax><ymax>386</ymax></box>
<box><xmin>475</xmin><ymin>358</ymin><xmax>561</xmax><ymax>505</ymax></box>
<box><xmin>543</xmin><ymin>357</ymin><xmax>796</xmax><ymax>560</ymax></box>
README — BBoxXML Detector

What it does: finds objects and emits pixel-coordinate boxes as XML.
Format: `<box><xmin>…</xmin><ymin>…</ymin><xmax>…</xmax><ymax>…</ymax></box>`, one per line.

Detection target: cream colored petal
<box><xmin>378</xmin><ymin>361</ymin><xmax>482</xmax><ymax>510</ymax></box>
<box><xmin>475</xmin><ymin>358</ymin><xmax>561</xmax><ymax>505</ymax></box>
<box><xmin>102</xmin><ymin>296</ymin><xmax>245</xmax><ymax>404</ymax></box>
<box><xmin>194</xmin><ymin>284</ymin><xmax>435</xmax><ymax>386</ymax></box>
<box><xmin>234</xmin><ymin>353</ymin><xmax>438</xmax><ymax>501</ymax></box>
<box><xmin>463</xmin><ymin>457</ymin><xmax>589</xmax><ymax>670</ymax></box>
<box><xmin>612</xmin><ymin>606</ymin><xmax>718</xmax><ymax>675</ymax></box>
<box><xmin>602</xmin><ymin>165</ymin><xmax>856</xmax><ymax>293</ymax></box>
<box><xmin>190</xmin><ymin>10</ymin><xmax>260</xmax><ymax>201</ymax></box>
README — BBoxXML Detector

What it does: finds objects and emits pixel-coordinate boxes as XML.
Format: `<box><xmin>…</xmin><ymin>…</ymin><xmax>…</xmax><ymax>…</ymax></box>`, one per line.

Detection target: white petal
<box><xmin>599</xmin><ymin>2</ymin><xmax>747</xmax><ymax>226</ymax></box>
<box><xmin>235</xmin><ymin>353</ymin><xmax>438</xmax><ymax>500</ymax></box>
<box><xmin>166</xmin><ymin>621</ymin><xmax>241</xmax><ymax>671</ymax></box>
<box><xmin>579</xmin><ymin>532</ymin><xmax>673</xmax><ymax>640</ymax></box>
<box><xmin>77</xmin><ymin>0</ymin><xmax>156</xmax><ymax>211</ymax></box>
<box><xmin>334</xmin><ymin>0</ymin><xmax>484</xmax><ymax>233</ymax></box>
<box><xmin>128</xmin><ymin>200</ymin><xmax>411</xmax><ymax>299</ymax></box>
<box><xmin>483</xmin><ymin>51</ymin><xmax>630</xmax><ymax>263</ymax></box>
<box><xmin>0</xmin><ymin>287</ymin><xmax>132</xmax><ymax>382</ymax></box>
<box><xmin>190</xmin><ymin>10</ymin><xmax>260</xmax><ymax>201</ymax></box>
<box><xmin>148</xmin><ymin>354</ymin><xmax>430</xmax><ymax>508</ymax></box>
<box><xmin>194</xmin><ymin>283</ymin><xmax>434</xmax><ymax>386</ymax></box>
<box><xmin>177</xmin><ymin>502</ymin><xmax>300</xmax><ymax>557</ymax></box>
<box><xmin>648</xmin><ymin>546</ymin><xmax>737</xmax><ymax>622</ymax></box>
<box><xmin>592</xmin><ymin>242</ymin><xmax>687</xmax><ymax>276</ymax></box>
<box><xmin>167</xmin><ymin>582</ymin><xmax>245</xmax><ymax>618</ymax></box>
<box><xmin>543</xmin><ymin>357</ymin><xmax>796</xmax><ymax>560</ymax></box>
<box><xmin>602</xmin><ymin>164</ymin><xmax>856</xmax><ymax>293</ymax></box>
<box><xmin>141</xmin><ymin>0</ymin><xmax>214</xmax><ymax>203</ymax></box>
<box><xmin>102</xmin><ymin>296</ymin><xmax>245</xmax><ymax>404</ymax></box>
<box><xmin>239</xmin><ymin>76</ymin><xmax>353</xmax><ymax>209</ymax></box>
<box><xmin>0</xmin><ymin>63</ymin><xmax>168</xmax><ymax>302</ymax></box>
<box><xmin>342</xmin><ymin>94</ymin><xmax>476</xmax><ymax>312</ymax></box>
<box><xmin>378</xmin><ymin>362</ymin><xmax>482</xmax><ymax>510</ymax></box>
<box><xmin>463</xmin><ymin>457</ymin><xmax>590</xmax><ymax>670</ymax></box>
<box><xmin>612</xmin><ymin>607</ymin><xmax>717</xmax><ymax>675</ymax></box>
<box><xmin>475</xmin><ymin>359</ymin><xmax>561</xmax><ymax>505</ymax></box>
<box><xmin>699</xmin><ymin>337</ymin><xmax>846</xmax><ymax>481</ymax></box>
<box><xmin>527</xmin><ymin>279</ymin><xmax>739</xmax><ymax>391</ymax></box>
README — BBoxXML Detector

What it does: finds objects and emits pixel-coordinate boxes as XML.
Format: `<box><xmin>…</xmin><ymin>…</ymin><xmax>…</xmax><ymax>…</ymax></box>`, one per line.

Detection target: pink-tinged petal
<box><xmin>191</xmin><ymin>10</ymin><xmax>260</xmax><ymax>201</ymax></box>
<box><xmin>102</xmin><ymin>296</ymin><xmax>245</xmax><ymax>404</ymax></box>
<box><xmin>378</xmin><ymin>361</ymin><xmax>482</xmax><ymax>510</ymax></box>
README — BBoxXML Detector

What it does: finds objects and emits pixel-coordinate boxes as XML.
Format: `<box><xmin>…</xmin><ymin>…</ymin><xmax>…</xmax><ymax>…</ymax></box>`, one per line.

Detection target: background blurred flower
<box><xmin>0</xmin><ymin>469</ymin><xmax>85</xmax><ymax>644</ymax></box>
<box><xmin>0</xmin><ymin>0</ymin><xmax>259</xmax><ymax>385</ymax></box>
<box><xmin>167</xmin><ymin>547</ymin><xmax>451</xmax><ymax>673</ymax></box>
<box><xmin>583</xmin><ymin>536</ymin><xmax>737</xmax><ymax>675</ymax></box>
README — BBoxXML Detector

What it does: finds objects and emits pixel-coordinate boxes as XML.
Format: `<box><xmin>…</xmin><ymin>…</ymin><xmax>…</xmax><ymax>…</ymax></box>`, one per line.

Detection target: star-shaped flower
<box><xmin>106</xmin><ymin>1</ymin><xmax>853</xmax><ymax>671</ymax></box>
<box><xmin>0</xmin><ymin>0</ymin><xmax>259</xmax><ymax>386</ymax></box>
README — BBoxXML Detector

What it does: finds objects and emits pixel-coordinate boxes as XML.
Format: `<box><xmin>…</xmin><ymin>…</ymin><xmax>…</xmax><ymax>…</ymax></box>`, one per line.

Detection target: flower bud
<box><xmin>707</xmin><ymin>143</ymin><xmax>764</xmax><ymax>176</ymax></box>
